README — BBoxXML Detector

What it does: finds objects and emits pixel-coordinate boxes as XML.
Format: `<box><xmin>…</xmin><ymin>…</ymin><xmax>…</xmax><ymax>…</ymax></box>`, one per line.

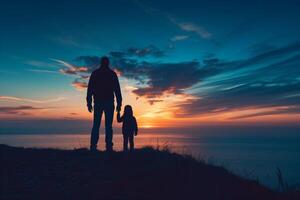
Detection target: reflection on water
<box><xmin>0</xmin><ymin>134</ymin><xmax>192</xmax><ymax>150</ymax></box>
<box><xmin>1</xmin><ymin>133</ymin><xmax>300</xmax><ymax>189</ymax></box>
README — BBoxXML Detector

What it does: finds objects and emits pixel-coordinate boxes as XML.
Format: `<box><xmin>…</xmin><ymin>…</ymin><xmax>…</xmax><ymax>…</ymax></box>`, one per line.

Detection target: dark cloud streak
<box><xmin>0</xmin><ymin>106</ymin><xmax>45</xmax><ymax>115</ymax></box>
<box><xmin>61</xmin><ymin>42</ymin><xmax>300</xmax><ymax>118</ymax></box>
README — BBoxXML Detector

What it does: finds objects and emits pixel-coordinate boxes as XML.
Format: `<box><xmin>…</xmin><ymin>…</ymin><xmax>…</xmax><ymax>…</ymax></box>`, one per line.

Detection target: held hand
<box><xmin>116</xmin><ymin>104</ymin><xmax>121</xmax><ymax>112</ymax></box>
<box><xmin>88</xmin><ymin>104</ymin><xmax>93</xmax><ymax>113</ymax></box>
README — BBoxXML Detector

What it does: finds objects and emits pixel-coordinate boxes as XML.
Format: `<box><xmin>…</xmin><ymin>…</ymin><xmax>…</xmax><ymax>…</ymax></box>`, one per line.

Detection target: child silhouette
<box><xmin>117</xmin><ymin>105</ymin><xmax>138</xmax><ymax>151</ymax></box>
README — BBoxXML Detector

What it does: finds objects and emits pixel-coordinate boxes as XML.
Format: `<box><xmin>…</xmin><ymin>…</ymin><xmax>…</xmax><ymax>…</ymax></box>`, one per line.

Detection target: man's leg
<box><xmin>129</xmin><ymin>134</ymin><xmax>134</xmax><ymax>151</ymax></box>
<box><xmin>90</xmin><ymin>104</ymin><xmax>103</xmax><ymax>151</ymax></box>
<box><xmin>104</xmin><ymin>102</ymin><xmax>114</xmax><ymax>151</ymax></box>
<box><xmin>123</xmin><ymin>134</ymin><xmax>129</xmax><ymax>151</ymax></box>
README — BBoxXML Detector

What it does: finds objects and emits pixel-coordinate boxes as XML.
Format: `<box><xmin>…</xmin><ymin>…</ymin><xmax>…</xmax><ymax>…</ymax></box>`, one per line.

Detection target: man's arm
<box><xmin>86</xmin><ymin>72</ymin><xmax>95</xmax><ymax>112</ymax></box>
<box><xmin>113</xmin><ymin>72</ymin><xmax>122</xmax><ymax>112</ymax></box>
<box><xmin>134</xmin><ymin>117</ymin><xmax>138</xmax><ymax>136</ymax></box>
<box><xmin>116</xmin><ymin>112</ymin><xmax>123</xmax><ymax>123</ymax></box>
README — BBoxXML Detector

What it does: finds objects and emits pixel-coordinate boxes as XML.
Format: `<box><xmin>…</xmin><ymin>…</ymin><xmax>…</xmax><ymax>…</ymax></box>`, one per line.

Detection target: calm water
<box><xmin>1</xmin><ymin>131</ymin><xmax>300</xmax><ymax>189</ymax></box>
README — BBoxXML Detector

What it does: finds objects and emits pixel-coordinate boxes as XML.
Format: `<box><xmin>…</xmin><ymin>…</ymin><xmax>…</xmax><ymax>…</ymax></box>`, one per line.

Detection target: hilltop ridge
<box><xmin>0</xmin><ymin>144</ymin><xmax>298</xmax><ymax>200</ymax></box>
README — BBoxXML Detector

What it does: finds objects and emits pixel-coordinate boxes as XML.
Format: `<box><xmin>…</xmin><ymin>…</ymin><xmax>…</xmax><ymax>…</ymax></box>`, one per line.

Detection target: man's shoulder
<box><xmin>109</xmin><ymin>69</ymin><xmax>119</xmax><ymax>79</ymax></box>
<box><xmin>94</xmin><ymin>68</ymin><xmax>117</xmax><ymax>74</ymax></box>
<box><xmin>109</xmin><ymin>69</ymin><xmax>117</xmax><ymax>76</ymax></box>
<box><xmin>91</xmin><ymin>69</ymin><xmax>99</xmax><ymax>75</ymax></box>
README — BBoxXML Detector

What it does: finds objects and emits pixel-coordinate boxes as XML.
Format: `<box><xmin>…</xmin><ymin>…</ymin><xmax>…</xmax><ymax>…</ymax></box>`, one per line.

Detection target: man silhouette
<box><xmin>86</xmin><ymin>56</ymin><xmax>122</xmax><ymax>151</ymax></box>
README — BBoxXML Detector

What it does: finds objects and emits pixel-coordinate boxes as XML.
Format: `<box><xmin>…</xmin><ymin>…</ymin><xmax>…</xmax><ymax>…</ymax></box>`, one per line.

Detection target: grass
<box><xmin>0</xmin><ymin>144</ymin><xmax>299</xmax><ymax>200</ymax></box>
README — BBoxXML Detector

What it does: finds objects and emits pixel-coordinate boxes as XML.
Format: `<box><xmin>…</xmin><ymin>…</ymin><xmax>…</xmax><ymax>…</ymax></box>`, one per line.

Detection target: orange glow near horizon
<box><xmin>1</xmin><ymin>77</ymin><xmax>300</xmax><ymax>127</ymax></box>
<box><xmin>1</xmin><ymin>89</ymin><xmax>300</xmax><ymax>128</ymax></box>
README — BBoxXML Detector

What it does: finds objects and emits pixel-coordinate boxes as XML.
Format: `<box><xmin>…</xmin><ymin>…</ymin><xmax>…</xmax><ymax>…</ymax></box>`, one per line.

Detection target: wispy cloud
<box><xmin>173</xmin><ymin>43</ymin><xmax>300</xmax><ymax>117</ymax></box>
<box><xmin>51</xmin><ymin>59</ymin><xmax>77</xmax><ymax>69</ymax></box>
<box><xmin>0</xmin><ymin>105</ymin><xmax>46</xmax><ymax>115</ymax></box>
<box><xmin>51</xmin><ymin>58</ymin><xmax>92</xmax><ymax>91</ymax></box>
<box><xmin>229</xmin><ymin>106</ymin><xmax>300</xmax><ymax>119</ymax></box>
<box><xmin>171</xmin><ymin>35</ymin><xmax>189</xmax><ymax>41</ymax></box>
<box><xmin>175</xmin><ymin>21</ymin><xmax>211</xmax><ymax>39</ymax></box>
<box><xmin>52</xmin><ymin>59</ymin><xmax>88</xmax><ymax>75</ymax></box>
<box><xmin>26</xmin><ymin>60</ymin><xmax>58</xmax><ymax>68</ymax></box>
<box><xmin>126</xmin><ymin>45</ymin><xmax>165</xmax><ymax>57</ymax></box>
<box><xmin>25</xmin><ymin>60</ymin><xmax>61</xmax><ymax>74</ymax></box>
<box><xmin>71</xmin><ymin>78</ymin><xmax>88</xmax><ymax>90</ymax></box>
<box><xmin>27</xmin><ymin>69</ymin><xmax>60</xmax><ymax>74</ymax></box>
<box><xmin>109</xmin><ymin>45</ymin><xmax>165</xmax><ymax>58</ymax></box>
<box><xmin>0</xmin><ymin>96</ymin><xmax>66</xmax><ymax>104</ymax></box>
<box><xmin>53</xmin><ymin>36</ymin><xmax>80</xmax><ymax>47</ymax></box>
<box><xmin>135</xmin><ymin>0</ymin><xmax>211</xmax><ymax>39</ymax></box>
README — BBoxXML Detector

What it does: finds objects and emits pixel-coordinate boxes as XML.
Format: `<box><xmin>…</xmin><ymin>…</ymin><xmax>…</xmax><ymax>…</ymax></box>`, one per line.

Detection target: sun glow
<box><xmin>1</xmin><ymin>82</ymin><xmax>299</xmax><ymax>127</ymax></box>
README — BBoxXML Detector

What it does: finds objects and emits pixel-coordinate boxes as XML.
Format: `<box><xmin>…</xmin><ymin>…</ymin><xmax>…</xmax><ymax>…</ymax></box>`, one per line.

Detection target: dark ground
<box><xmin>0</xmin><ymin>144</ymin><xmax>299</xmax><ymax>200</ymax></box>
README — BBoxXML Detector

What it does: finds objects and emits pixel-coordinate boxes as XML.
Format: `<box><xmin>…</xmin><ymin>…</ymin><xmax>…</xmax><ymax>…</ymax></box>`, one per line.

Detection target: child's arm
<box><xmin>116</xmin><ymin>112</ymin><xmax>123</xmax><ymax>123</ymax></box>
<box><xmin>134</xmin><ymin>117</ymin><xmax>138</xmax><ymax>136</ymax></box>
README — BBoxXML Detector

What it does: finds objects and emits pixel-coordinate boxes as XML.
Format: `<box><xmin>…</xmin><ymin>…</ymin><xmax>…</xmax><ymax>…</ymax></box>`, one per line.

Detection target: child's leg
<box><xmin>123</xmin><ymin>134</ymin><xmax>129</xmax><ymax>151</ymax></box>
<box><xmin>129</xmin><ymin>134</ymin><xmax>134</xmax><ymax>151</ymax></box>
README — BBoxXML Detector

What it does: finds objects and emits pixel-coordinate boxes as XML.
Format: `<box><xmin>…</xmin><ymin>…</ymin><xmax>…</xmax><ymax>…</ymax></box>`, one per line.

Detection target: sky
<box><xmin>1</xmin><ymin>0</ymin><xmax>300</xmax><ymax>132</ymax></box>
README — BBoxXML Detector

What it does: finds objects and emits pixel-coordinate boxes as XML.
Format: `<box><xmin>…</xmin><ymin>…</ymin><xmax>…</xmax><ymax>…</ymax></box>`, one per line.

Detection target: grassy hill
<box><xmin>0</xmin><ymin>144</ymin><xmax>298</xmax><ymax>200</ymax></box>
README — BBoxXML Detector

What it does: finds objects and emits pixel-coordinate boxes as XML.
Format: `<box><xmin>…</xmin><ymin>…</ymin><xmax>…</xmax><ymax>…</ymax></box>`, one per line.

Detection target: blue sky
<box><xmin>1</xmin><ymin>0</ymin><xmax>300</xmax><ymax>129</ymax></box>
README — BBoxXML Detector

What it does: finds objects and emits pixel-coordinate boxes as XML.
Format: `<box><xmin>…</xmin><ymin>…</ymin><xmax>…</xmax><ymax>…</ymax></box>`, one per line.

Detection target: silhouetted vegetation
<box><xmin>0</xmin><ymin>144</ymin><xmax>299</xmax><ymax>200</ymax></box>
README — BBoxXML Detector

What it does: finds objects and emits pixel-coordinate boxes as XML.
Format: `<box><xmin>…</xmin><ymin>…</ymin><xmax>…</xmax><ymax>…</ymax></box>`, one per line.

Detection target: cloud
<box><xmin>176</xmin><ymin>82</ymin><xmax>300</xmax><ymax>117</ymax></box>
<box><xmin>52</xmin><ymin>36</ymin><xmax>80</xmax><ymax>47</ymax></box>
<box><xmin>172</xmin><ymin>43</ymin><xmax>300</xmax><ymax>117</ymax></box>
<box><xmin>51</xmin><ymin>59</ymin><xmax>77</xmax><ymax>69</ymax></box>
<box><xmin>148</xmin><ymin>99</ymin><xmax>164</xmax><ymax>105</ymax></box>
<box><xmin>177</xmin><ymin>22</ymin><xmax>211</xmax><ymax>39</ymax></box>
<box><xmin>0</xmin><ymin>96</ymin><xmax>66</xmax><ymax>104</ymax></box>
<box><xmin>248</xmin><ymin>43</ymin><xmax>277</xmax><ymax>55</ymax></box>
<box><xmin>0</xmin><ymin>106</ymin><xmax>45</xmax><ymax>115</ymax></box>
<box><xmin>52</xmin><ymin>59</ymin><xmax>89</xmax><ymax>75</ymax></box>
<box><xmin>80</xmin><ymin>75</ymin><xmax>90</xmax><ymax>80</ymax></box>
<box><xmin>73</xmin><ymin>52</ymin><xmax>203</xmax><ymax>101</ymax></box>
<box><xmin>229</xmin><ymin>106</ymin><xmax>300</xmax><ymax>119</ymax></box>
<box><xmin>75</xmin><ymin>46</ymin><xmax>165</xmax><ymax>73</ymax></box>
<box><xmin>134</xmin><ymin>0</ymin><xmax>211</xmax><ymax>40</ymax></box>
<box><xmin>167</xmin><ymin>15</ymin><xmax>211</xmax><ymax>39</ymax></box>
<box><xmin>67</xmin><ymin>45</ymin><xmax>166</xmax><ymax>91</ymax></box>
<box><xmin>76</xmin><ymin>56</ymin><xmax>101</xmax><ymax>68</ymax></box>
<box><xmin>53</xmin><ymin>57</ymin><xmax>94</xmax><ymax>91</ymax></box>
<box><xmin>52</xmin><ymin>59</ymin><xmax>88</xmax><ymax>75</ymax></box>
<box><xmin>109</xmin><ymin>45</ymin><xmax>165</xmax><ymax>58</ymax></box>
<box><xmin>27</xmin><ymin>69</ymin><xmax>60</xmax><ymax>74</ymax></box>
<box><xmin>71</xmin><ymin>78</ymin><xmax>88</xmax><ymax>90</ymax></box>
<box><xmin>26</xmin><ymin>60</ymin><xmax>57</xmax><ymax>68</ymax></box>
<box><xmin>126</xmin><ymin>45</ymin><xmax>165</xmax><ymax>57</ymax></box>
<box><xmin>131</xmin><ymin>62</ymin><xmax>202</xmax><ymax>98</ymax></box>
<box><xmin>107</xmin><ymin>56</ymin><xmax>219</xmax><ymax>104</ymax></box>
<box><xmin>70</xmin><ymin>45</ymin><xmax>165</xmax><ymax>77</ymax></box>
<box><xmin>113</xmin><ymin>42</ymin><xmax>300</xmax><ymax>118</ymax></box>
<box><xmin>171</xmin><ymin>35</ymin><xmax>189</xmax><ymax>41</ymax></box>
<box><xmin>239</xmin><ymin>42</ymin><xmax>300</xmax><ymax>67</ymax></box>
<box><xmin>61</xmin><ymin>41</ymin><xmax>300</xmax><ymax>120</ymax></box>
<box><xmin>26</xmin><ymin>60</ymin><xmax>61</xmax><ymax>74</ymax></box>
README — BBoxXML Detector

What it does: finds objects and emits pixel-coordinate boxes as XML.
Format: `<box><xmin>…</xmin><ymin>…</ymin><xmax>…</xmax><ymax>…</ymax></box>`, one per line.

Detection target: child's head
<box><xmin>123</xmin><ymin>105</ymin><xmax>133</xmax><ymax>116</ymax></box>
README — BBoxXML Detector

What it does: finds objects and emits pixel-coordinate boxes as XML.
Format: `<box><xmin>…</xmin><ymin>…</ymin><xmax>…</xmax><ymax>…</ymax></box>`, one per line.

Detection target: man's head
<box><xmin>100</xmin><ymin>56</ymin><xmax>110</xmax><ymax>68</ymax></box>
